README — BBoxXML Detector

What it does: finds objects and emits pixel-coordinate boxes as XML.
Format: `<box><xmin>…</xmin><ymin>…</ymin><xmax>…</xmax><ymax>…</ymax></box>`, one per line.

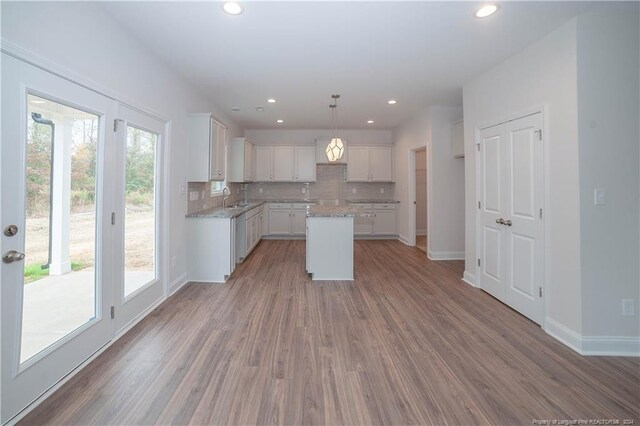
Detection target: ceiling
<box><xmin>101</xmin><ymin>1</ymin><xmax>593</xmax><ymax>130</ymax></box>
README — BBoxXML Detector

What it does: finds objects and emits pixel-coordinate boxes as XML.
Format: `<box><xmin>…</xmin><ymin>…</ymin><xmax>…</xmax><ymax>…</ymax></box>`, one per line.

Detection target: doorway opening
<box><xmin>415</xmin><ymin>148</ymin><xmax>427</xmax><ymax>252</ymax></box>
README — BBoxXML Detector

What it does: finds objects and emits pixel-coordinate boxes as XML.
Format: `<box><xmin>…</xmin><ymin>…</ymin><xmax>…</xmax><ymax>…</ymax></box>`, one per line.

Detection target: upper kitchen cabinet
<box><xmin>188</xmin><ymin>113</ymin><xmax>227</xmax><ymax>182</ymax></box>
<box><xmin>256</xmin><ymin>145</ymin><xmax>316</xmax><ymax>182</ymax></box>
<box><xmin>452</xmin><ymin>120</ymin><xmax>464</xmax><ymax>158</ymax></box>
<box><xmin>228</xmin><ymin>137</ymin><xmax>255</xmax><ymax>182</ymax></box>
<box><xmin>346</xmin><ymin>146</ymin><xmax>393</xmax><ymax>182</ymax></box>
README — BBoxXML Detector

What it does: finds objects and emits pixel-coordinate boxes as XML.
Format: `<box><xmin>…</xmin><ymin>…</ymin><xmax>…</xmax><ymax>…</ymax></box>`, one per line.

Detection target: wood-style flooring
<box><xmin>415</xmin><ymin>235</ymin><xmax>427</xmax><ymax>253</ymax></box>
<box><xmin>21</xmin><ymin>240</ymin><xmax>640</xmax><ymax>425</ymax></box>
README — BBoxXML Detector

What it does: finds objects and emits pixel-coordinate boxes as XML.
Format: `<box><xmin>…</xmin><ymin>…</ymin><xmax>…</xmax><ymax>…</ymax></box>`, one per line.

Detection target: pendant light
<box><xmin>326</xmin><ymin>94</ymin><xmax>344</xmax><ymax>162</ymax></box>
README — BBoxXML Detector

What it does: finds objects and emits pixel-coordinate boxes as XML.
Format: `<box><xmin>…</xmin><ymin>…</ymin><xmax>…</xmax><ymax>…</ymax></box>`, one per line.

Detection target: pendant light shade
<box><xmin>326</xmin><ymin>137</ymin><xmax>344</xmax><ymax>162</ymax></box>
<box><xmin>327</xmin><ymin>94</ymin><xmax>344</xmax><ymax>162</ymax></box>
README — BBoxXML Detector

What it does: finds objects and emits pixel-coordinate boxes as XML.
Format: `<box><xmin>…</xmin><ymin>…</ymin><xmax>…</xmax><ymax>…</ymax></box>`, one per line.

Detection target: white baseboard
<box><xmin>545</xmin><ymin>318</ymin><xmax>583</xmax><ymax>354</ymax></box>
<box><xmin>581</xmin><ymin>336</ymin><xmax>640</xmax><ymax>356</ymax></box>
<box><xmin>168</xmin><ymin>272</ymin><xmax>188</xmax><ymax>296</ymax></box>
<box><xmin>427</xmin><ymin>250</ymin><xmax>465</xmax><ymax>260</ymax></box>
<box><xmin>545</xmin><ymin>318</ymin><xmax>639</xmax><ymax>357</ymax></box>
<box><xmin>462</xmin><ymin>270</ymin><xmax>476</xmax><ymax>287</ymax></box>
<box><xmin>416</xmin><ymin>229</ymin><xmax>427</xmax><ymax>236</ymax></box>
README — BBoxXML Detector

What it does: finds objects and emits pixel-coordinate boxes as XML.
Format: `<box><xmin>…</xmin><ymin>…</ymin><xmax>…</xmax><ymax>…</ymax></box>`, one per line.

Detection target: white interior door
<box><xmin>479</xmin><ymin>125</ymin><xmax>506</xmax><ymax>300</ymax></box>
<box><xmin>1</xmin><ymin>54</ymin><xmax>115</xmax><ymax>423</ymax></box>
<box><xmin>478</xmin><ymin>113</ymin><xmax>544</xmax><ymax>324</ymax></box>
<box><xmin>503</xmin><ymin>114</ymin><xmax>544</xmax><ymax>323</ymax></box>
<box><xmin>113</xmin><ymin>105</ymin><xmax>166</xmax><ymax>332</ymax></box>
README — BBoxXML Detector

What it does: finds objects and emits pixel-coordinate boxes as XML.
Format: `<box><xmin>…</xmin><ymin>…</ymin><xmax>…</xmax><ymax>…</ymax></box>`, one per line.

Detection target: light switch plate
<box><xmin>594</xmin><ymin>188</ymin><xmax>606</xmax><ymax>206</ymax></box>
<box><xmin>179</xmin><ymin>184</ymin><xmax>186</xmax><ymax>196</ymax></box>
<box><xmin>352</xmin><ymin>188</ymin><xmax>357</xmax><ymax>194</ymax></box>
<box><xmin>622</xmin><ymin>299</ymin><xmax>635</xmax><ymax>316</ymax></box>
<box><xmin>380</xmin><ymin>188</ymin><xmax>384</xmax><ymax>194</ymax></box>
<box><xmin>259</xmin><ymin>188</ymin><xmax>263</xmax><ymax>194</ymax></box>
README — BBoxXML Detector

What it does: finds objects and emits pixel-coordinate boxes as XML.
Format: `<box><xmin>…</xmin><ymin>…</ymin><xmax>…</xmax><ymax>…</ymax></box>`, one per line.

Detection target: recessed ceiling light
<box><xmin>475</xmin><ymin>4</ymin><xmax>498</xmax><ymax>18</ymax></box>
<box><xmin>387</xmin><ymin>99</ymin><xmax>397</xmax><ymax>105</ymax></box>
<box><xmin>222</xmin><ymin>2</ymin><xmax>244</xmax><ymax>15</ymax></box>
<box><xmin>367</xmin><ymin>120</ymin><xmax>374</xmax><ymax>124</ymax></box>
<box><xmin>267</xmin><ymin>98</ymin><xmax>276</xmax><ymax>103</ymax></box>
<box><xmin>255</xmin><ymin>106</ymin><xmax>264</xmax><ymax>112</ymax></box>
<box><xmin>231</xmin><ymin>106</ymin><xmax>240</xmax><ymax>112</ymax></box>
<box><xmin>276</xmin><ymin>119</ymin><xmax>284</xmax><ymax>123</ymax></box>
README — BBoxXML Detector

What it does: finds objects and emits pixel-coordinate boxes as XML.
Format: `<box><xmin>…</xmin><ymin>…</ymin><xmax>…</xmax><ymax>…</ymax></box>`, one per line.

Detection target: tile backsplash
<box><xmin>246</xmin><ymin>164</ymin><xmax>395</xmax><ymax>202</ymax></box>
<box><xmin>187</xmin><ymin>164</ymin><xmax>395</xmax><ymax>215</ymax></box>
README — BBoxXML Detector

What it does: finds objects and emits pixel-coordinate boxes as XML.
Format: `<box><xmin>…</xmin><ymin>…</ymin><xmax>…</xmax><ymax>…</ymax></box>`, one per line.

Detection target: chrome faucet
<box><xmin>222</xmin><ymin>186</ymin><xmax>231</xmax><ymax>208</ymax></box>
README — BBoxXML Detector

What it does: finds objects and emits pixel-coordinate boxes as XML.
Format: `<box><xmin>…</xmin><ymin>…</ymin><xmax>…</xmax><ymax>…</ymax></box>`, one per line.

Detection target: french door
<box><xmin>478</xmin><ymin>112</ymin><xmax>544</xmax><ymax>324</ymax></box>
<box><xmin>1</xmin><ymin>54</ymin><xmax>116</xmax><ymax>423</ymax></box>
<box><xmin>1</xmin><ymin>54</ymin><xmax>166</xmax><ymax>423</ymax></box>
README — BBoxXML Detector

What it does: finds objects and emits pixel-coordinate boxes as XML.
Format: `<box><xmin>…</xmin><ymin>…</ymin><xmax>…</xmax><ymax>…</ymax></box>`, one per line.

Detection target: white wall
<box><xmin>415</xmin><ymin>149</ymin><xmax>427</xmax><ymax>235</ymax></box>
<box><xmin>1</xmin><ymin>2</ymin><xmax>242</xmax><ymax>292</ymax></box>
<box><xmin>463</xmin><ymin>3</ymin><xmax>640</xmax><ymax>350</ymax></box>
<box><xmin>463</xmin><ymin>18</ymin><xmax>581</xmax><ymax>335</ymax></box>
<box><xmin>244</xmin><ymin>129</ymin><xmax>392</xmax><ymax>146</ymax></box>
<box><xmin>576</xmin><ymin>4</ymin><xmax>639</xmax><ymax>338</ymax></box>
<box><xmin>428</xmin><ymin>107</ymin><xmax>464</xmax><ymax>259</ymax></box>
<box><xmin>392</xmin><ymin>106</ymin><xmax>464</xmax><ymax>258</ymax></box>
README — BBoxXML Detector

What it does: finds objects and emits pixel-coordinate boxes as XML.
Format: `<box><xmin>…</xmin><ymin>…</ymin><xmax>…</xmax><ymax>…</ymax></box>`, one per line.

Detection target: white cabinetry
<box><xmin>346</xmin><ymin>146</ymin><xmax>393</xmax><ymax>182</ymax></box>
<box><xmin>373</xmin><ymin>204</ymin><xmax>397</xmax><ymax>235</ymax></box>
<box><xmin>187</xmin><ymin>217</ymin><xmax>235</xmax><ymax>282</ymax></box>
<box><xmin>256</xmin><ymin>146</ymin><xmax>274</xmax><ymax>181</ymax></box>
<box><xmin>351</xmin><ymin>203</ymin><xmax>397</xmax><ymax>237</ymax></box>
<box><xmin>267</xmin><ymin>203</ymin><xmax>309</xmax><ymax>236</ymax></box>
<box><xmin>188</xmin><ymin>113</ymin><xmax>226</xmax><ymax>181</ymax></box>
<box><xmin>452</xmin><ymin>120</ymin><xmax>464</xmax><ymax>158</ymax></box>
<box><xmin>256</xmin><ymin>146</ymin><xmax>316</xmax><ymax>182</ymax></box>
<box><xmin>244</xmin><ymin>205</ymin><xmax>263</xmax><ymax>257</ymax></box>
<box><xmin>228</xmin><ymin>137</ymin><xmax>255</xmax><ymax>182</ymax></box>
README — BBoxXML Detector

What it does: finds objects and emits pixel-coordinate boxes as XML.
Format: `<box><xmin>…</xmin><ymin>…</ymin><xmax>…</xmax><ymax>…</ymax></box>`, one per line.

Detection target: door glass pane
<box><xmin>21</xmin><ymin>94</ymin><xmax>99</xmax><ymax>363</ymax></box>
<box><xmin>124</xmin><ymin>126</ymin><xmax>157</xmax><ymax>297</ymax></box>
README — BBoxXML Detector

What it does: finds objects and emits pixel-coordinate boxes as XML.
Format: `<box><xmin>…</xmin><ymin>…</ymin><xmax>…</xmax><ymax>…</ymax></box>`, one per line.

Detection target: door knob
<box><xmin>3</xmin><ymin>250</ymin><xmax>25</xmax><ymax>264</ymax></box>
<box><xmin>496</xmin><ymin>218</ymin><xmax>505</xmax><ymax>225</ymax></box>
<box><xmin>504</xmin><ymin>219</ymin><xmax>512</xmax><ymax>226</ymax></box>
<box><xmin>4</xmin><ymin>225</ymin><xmax>19</xmax><ymax>237</ymax></box>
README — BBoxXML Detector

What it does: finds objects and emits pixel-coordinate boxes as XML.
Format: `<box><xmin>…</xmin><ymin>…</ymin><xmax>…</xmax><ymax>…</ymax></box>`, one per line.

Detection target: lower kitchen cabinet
<box><xmin>267</xmin><ymin>203</ymin><xmax>311</xmax><ymax>237</ymax></box>
<box><xmin>187</xmin><ymin>217</ymin><xmax>236</xmax><ymax>283</ymax></box>
<box><xmin>351</xmin><ymin>203</ymin><xmax>397</xmax><ymax>237</ymax></box>
<box><xmin>236</xmin><ymin>205</ymin><xmax>264</xmax><ymax>263</ymax></box>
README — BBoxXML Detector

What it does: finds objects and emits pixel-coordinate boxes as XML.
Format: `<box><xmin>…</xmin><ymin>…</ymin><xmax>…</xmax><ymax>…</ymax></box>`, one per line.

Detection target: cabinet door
<box><xmin>346</xmin><ymin>146</ymin><xmax>370</xmax><ymax>181</ymax></box>
<box><xmin>373</xmin><ymin>209</ymin><xmax>397</xmax><ymax>235</ymax></box>
<box><xmin>208</xmin><ymin>118</ymin><xmax>218</xmax><ymax>180</ymax></box>
<box><xmin>268</xmin><ymin>209</ymin><xmax>291</xmax><ymax>234</ymax></box>
<box><xmin>244</xmin><ymin>142</ymin><xmax>255</xmax><ymax>181</ymax></box>
<box><xmin>245</xmin><ymin>215</ymin><xmax>253</xmax><ymax>255</ymax></box>
<box><xmin>255</xmin><ymin>146</ymin><xmax>273</xmax><ymax>181</ymax></box>
<box><xmin>294</xmin><ymin>146</ymin><xmax>316</xmax><ymax>182</ymax></box>
<box><xmin>369</xmin><ymin>146</ymin><xmax>392</xmax><ymax>181</ymax></box>
<box><xmin>273</xmin><ymin>146</ymin><xmax>295</xmax><ymax>181</ymax></box>
<box><xmin>291</xmin><ymin>210</ymin><xmax>307</xmax><ymax>235</ymax></box>
<box><xmin>210</xmin><ymin>118</ymin><xmax>226</xmax><ymax>181</ymax></box>
<box><xmin>352</xmin><ymin>204</ymin><xmax>373</xmax><ymax>235</ymax></box>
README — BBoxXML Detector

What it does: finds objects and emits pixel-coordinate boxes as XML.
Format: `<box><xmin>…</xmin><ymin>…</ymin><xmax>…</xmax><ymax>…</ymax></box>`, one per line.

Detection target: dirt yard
<box><xmin>25</xmin><ymin>208</ymin><xmax>155</xmax><ymax>271</ymax></box>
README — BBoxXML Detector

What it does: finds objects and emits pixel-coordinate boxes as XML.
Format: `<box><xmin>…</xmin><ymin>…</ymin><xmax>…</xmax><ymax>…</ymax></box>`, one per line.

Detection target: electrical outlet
<box><xmin>352</xmin><ymin>188</ymin><xmax>357</xmax><ymax>194</ymax></box>
<box><xmin>622</xmin><ymin>299</ymin><xmax>635</xmax><ymax>316</ymax></box>
<box><xmin>201</xmin><ymin>190</ymin><xmax>204</xmax><ymax>199</ymax></box>
<box><xmin>259</xmin><ymin>188</ymin><xmax>263</xmax><ymax>194</ymax></box>
<box><xmin>380</xmin><ymin>188</ymin><xmax>385</xmax><ymax>194</ymax></box>
<box><xmin>189</xmin><ymin>191</ymin><xmax>199</xmax><ymax>201</ymax></box>
<box><xmin>302</xmin><ymin>187</ymin><xmax>306</xmax><ymax>194</ymax></box>
<box><xmin>594</xmin><ymin>188</ymin><xmax>606</xmax><ymax>206</ymax></box>
<box><xmin>179</xmin><ymin>184</ymin><xmax>186</xmax><ymax>196</ymax></box>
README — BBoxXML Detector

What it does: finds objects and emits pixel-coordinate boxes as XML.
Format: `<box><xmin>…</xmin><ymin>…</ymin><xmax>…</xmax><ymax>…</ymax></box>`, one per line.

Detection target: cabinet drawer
<box><xmin>269</xmin><ymin>203</ymin><xmax>291</xmax><ymax>210</ymax></box>
<box><xmin>374</xmin><ymin>203</ymin><xmax>396</xmax><ymax>210</ymax></box>
<box><xmin>292</xmin><ymin>203</ymin><xmax>310</xmax><ymax>210</ymax></box>
<box><xmin>350</xmin><ymin>203</ymin><xmax>372</xmax><ymax>210</ymax></box>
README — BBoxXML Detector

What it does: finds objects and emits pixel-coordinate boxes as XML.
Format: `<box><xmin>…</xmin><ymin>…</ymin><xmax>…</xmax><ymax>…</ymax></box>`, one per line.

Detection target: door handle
<box><xmin>504</xmin><ymin>219</ymin><xmax>512</xmax><ymax>226</ymax></box>
<box><xmin>496</xmin><ymin>218</ymin><xmax>505</xmax><ymax>225</ymax></box>
<box><xmin>3</xmin><ymin>250</ymin><xmax>25</xmax><ymax>264</ymax></box>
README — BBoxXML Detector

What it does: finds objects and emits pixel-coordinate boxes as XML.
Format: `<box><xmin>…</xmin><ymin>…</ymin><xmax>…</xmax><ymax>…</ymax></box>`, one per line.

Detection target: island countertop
<box><xmin>306</xmin><ymin>205</ymin><xmax>375</xmax><ymax>218</ymax></box>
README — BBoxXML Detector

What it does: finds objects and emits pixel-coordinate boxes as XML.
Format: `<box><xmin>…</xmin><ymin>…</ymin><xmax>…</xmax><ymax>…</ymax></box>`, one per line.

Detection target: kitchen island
<box><xmin>305</xmin><ymin>205</ymin><xmax>373</xmax><ymax>280</ymax></box>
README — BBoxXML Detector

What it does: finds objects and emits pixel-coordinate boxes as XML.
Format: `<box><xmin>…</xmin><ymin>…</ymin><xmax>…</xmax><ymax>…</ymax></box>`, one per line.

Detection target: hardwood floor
<box><xmin>21</xmin><ymin>240</ymin><xmax>639</xmax><ymax>425</ymax></box>
<box><xmin>415</xmin><ymin>235</ymin><xmax>427</xmax><ymax>252</ymax></box>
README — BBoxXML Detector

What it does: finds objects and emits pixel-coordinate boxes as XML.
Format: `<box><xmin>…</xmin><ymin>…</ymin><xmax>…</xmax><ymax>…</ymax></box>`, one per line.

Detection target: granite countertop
<box><xmin>306</xmin><ymin>205</ymin><xmax>375</xmax><ymax>218</ymax></box>
<box><xmin>186</xmin><ymin>201</ymin><xmax>266</xmax><ymax>218</ymax></box>
<box><xmin>346</xmin><ymin>199</ymin><xmax>400</xmax><ymax>204</ymax></box>
<box><xmin>257</xmin><ymin>199</ymin><xmax>318</xmax><ymax>204</ymax></box>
